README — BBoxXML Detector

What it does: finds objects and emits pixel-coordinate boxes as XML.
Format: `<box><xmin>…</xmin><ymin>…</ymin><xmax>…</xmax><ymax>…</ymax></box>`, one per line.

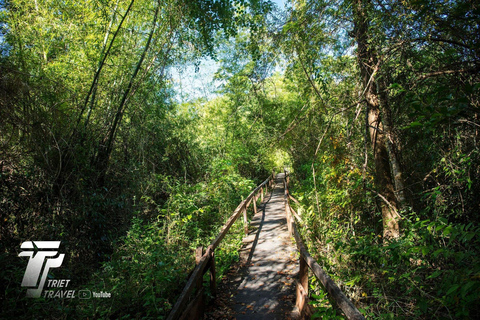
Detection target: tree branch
<box><xmin>417</xmin><ymin>69</ymin><xmax>472</xmax><ymax>80</ymax></box>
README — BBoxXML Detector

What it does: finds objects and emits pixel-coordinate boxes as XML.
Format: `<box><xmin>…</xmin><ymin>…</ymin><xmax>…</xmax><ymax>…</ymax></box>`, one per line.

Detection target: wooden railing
<box><xmin>167</xmin><ymin>174</ymin><xmax>275</xmax><ymax>320</ymax></box>
<box><xmin>283</xmin><ymin>169</ymin><xmax>365</xmax><ymax>320</ymax></box>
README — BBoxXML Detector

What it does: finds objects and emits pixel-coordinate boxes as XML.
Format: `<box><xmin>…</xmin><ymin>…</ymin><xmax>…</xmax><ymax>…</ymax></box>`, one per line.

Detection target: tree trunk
<box><xmin>94</xmin><ymin>0</ymin><xmax>159</xmax><ymax>184</ymax></box>
<box><xmin>353</xmin><ymin>0</ymin><xmax>400</xmax><ymax>239</ymax></box>
<box><xmin>77</xmin><ymin>0</ymin><xmax>135</xmax><ymax>131</ymax></box>
<box><xmin>377</xmin><ymin>78</ymin><xmax>407</xmax><ymax>207</ymax></box>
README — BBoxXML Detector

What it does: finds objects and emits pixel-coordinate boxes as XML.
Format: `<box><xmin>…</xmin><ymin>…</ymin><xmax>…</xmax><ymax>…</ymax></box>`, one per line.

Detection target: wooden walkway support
<box><xmin>167</xmin><ymin>174</ymin><xmax>275</xmax><ymax>320</ymax></box>
<box><xmin>283</xmin><ymin>169</ymin><xmax>365</xmax><ymax>320</ymax></box>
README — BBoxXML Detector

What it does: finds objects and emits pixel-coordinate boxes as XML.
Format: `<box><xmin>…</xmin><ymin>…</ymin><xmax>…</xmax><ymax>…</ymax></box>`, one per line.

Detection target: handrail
<box><xmin>283</xmin><ymin>169</ymin><xmax>365</xmax><ymax>320</ymax></box>
<box><xmin>167</xmin><ymin>174</ymin><xmax>275</xmax><ymax>320</ymax></box>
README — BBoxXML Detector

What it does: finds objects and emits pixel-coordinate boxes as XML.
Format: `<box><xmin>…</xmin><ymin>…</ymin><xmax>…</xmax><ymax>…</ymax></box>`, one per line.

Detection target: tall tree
<box><xmin>352</xmin><ymin>0</ymin><xmax>401</xmax><ymax>238</ymax></box>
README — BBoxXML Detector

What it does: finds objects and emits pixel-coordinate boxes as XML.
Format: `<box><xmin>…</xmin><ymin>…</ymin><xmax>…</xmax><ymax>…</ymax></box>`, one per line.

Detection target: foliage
<box><xmin>73</xmin><ymin>168</ymin><xmax>254</xmax><ymax>319</ymax></box>
<box><xmin>2</xmin><ymin>0</ymin><xmax>480</xmax><ymax>318</ymax></box>
<box><xmin>1</xmin><ymin>0</ymin><xmax>272</xmax><ymax>318</ymax></box>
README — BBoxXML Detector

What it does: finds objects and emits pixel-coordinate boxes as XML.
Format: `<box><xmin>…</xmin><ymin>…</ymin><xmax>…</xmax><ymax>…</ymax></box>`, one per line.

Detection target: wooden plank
<box><xmin>210</xmin><ymin>201</ymin><xmax>245</xmax><ymax>250</ymax></box>
<box><xmin>289</xmin><ymin>206</ymin><xmax>303</xmax><ymax>223</ymax></box>
<box><xmin>195</xmin><ymin>247</ymin><xmax>203</xmax><ymax>265</ymax></box>
<box><xmin>284</xmin><ymin>173</ymin><xmax>302</xmax><ymax>220</ymax></box>
<box><xmin>295</xmin><ymin>280</ymin><xmax>308</xmax><ymax>316</ymax></box>
<box><xmin>285</xmin><ymin>200</ymin><xmax>292</xmax><ymax>234</ymax></box>
<box><xmin>194</xmin><ymin>247</ymin><xmax>204</xmax><ymax>292</ymax></box>
<box><xmin>289</xmin><ymin>194</ymin><xmax>301</xmax><ymax>206</ymax></box>
<box><xmin>291</xmin><ymin>222</ymin><xmax>365</xmax><ymax>320</ymax></box>
<box><xmin>243</xmin><ymin>207</ymin><xmax>248</xmax><ymax>234</ymax></box>
<box><xmin>178</xmin><ymin>287</ymin><xmax>205</xmax><ymax>320</ymax></box>
<box><xmin>167</xmin><ymin>247</ymin><xmax>212</xmax><ymax>320</ymax></box>
<box><xmin>210</xmin><ymin>177</ymin><xmax>269</xmax><ymax>250</ymax></box>
<box><xmin>246</xmin><ymin>177</ymin><xmax>270</xmax><ymax>203</ymax></box>
<box><xmin>299</xmin><ymin>255</ymin><xmax>308</xmax><ymax>296</ymax></box>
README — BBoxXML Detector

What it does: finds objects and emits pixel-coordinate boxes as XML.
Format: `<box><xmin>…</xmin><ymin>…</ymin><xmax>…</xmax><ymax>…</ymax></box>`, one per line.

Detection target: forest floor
<box><xmin>204</xmin><ymin>174</ymin><xmax>301</xmax><ymax>319</ymax></box>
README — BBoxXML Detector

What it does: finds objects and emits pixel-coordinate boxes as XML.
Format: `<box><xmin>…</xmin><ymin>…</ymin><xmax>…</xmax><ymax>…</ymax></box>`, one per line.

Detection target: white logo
<box><xmin>18</xmin><ymin>241</ymin><xmax>65</xmax><ymax>298</ymax></box>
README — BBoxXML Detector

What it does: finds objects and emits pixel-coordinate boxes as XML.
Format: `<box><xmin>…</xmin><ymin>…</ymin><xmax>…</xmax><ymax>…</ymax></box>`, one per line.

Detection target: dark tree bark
<box><xmin>353</xmin><ymin>0</ymin><xmax>400</xmax><ymax>239</ymax></box>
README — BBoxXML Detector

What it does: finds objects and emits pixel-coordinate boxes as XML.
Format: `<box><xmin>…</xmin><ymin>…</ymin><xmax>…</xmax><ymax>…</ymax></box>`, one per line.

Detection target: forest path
<box><xmin>206</xmin><ymin>173</ymin><xmax>301</xmax><ymax>319</ymax></box>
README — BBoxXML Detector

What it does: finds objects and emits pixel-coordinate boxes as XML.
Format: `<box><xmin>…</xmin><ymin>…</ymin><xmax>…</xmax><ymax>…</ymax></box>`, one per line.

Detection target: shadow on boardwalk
<box><xmin>205</xmin><ymin>173</ymin><xmax>301</xmax><ymax>320</ymax></box>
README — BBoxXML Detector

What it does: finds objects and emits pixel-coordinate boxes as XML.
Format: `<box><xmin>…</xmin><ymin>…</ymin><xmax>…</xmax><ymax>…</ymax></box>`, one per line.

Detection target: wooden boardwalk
<box><xmin>206</xmin><ymin>173</ymin><xmax>301</xmax><ymax>319</ymax></box>
<box><xmin>170</xmin><ymin>172</ymin><xmax>364</xmax><ymax>320</ymax></box>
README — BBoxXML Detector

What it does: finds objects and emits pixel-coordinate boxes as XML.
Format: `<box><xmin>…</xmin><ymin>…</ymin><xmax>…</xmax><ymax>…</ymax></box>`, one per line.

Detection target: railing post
<box><xmin>284</xmin><ymin>174</ymin><xmax>292</xmax><ymax>234</ymax></box>
<box><xmin>296</xmin><ymin>255</ymin><xmax>309</xmax><ymax>316</ymax></box>
<box><xmin>195</xmin><ymin>246</ymin><xmax>203</xmax><ymax>265</ymax></box>
<box><xmin>285</xmin><ymin>201</ymin><xmax>291</xmax><ymax>234</ymax></box>
<box><xmin>300</xmin><ymin>256</ymin><xmax>308</xmax><ymax>296</ymax></box>
<box><xmin>209</xmin><ymin>250</ymin><xmax>216</xmax><ymax>297</ymax></box>
<box><xmin>195</xmin><ymin>247</ymin><xmax>204</xmax><ymax>291</ymax></box>
<box><xmin>261</xmin><ymin>187</ymin><xmax>264</xmax><ymax>202</ymax></box>
<box><xmin>253</xmin><ymin>193</ymin><xmax>257</xmax><ymax>215</ymax></box>
<box><xmin>243</xmin><ymin>206</ymin><xmax>248</xmax><ymax>234</ymax></box>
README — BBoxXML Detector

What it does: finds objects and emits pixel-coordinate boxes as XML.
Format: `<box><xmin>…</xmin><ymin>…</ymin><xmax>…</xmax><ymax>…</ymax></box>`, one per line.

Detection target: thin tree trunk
<box><xmin>377</xmin><ymin>78</ymin><xmax>406</xmax><ymax>207</ymax></box>
<box><xmin>95</xmin><ymin>1</ymin><xmax>160</xmax><ymax>182</ymax></box>
<box><xmin>83</xmin><ymin>0</ymin><xmax>121</xmax><ymax>131</ymax></box>
<box><xmin>77</xmin><ymin>0</ymin><xmax>135</xmax><ymax>130</ymax></box>
<box><xmin>353</xmin><ymin>0</ymin><xmax>400</xmax><ymax>239</ymax></box>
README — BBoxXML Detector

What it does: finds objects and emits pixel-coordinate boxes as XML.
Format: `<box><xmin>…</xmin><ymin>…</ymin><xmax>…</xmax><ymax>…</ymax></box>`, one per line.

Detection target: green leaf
<box><xmin>439</xmin><ymin>217</ymin><xmax>448</xmax><ymax>224</ymax></box>
<box><xmin>443</xmin><ymin>226</ymin><xmax>453</xmax><ymax>236</ymax></box>
<box><xmin>427</xmin><ymin>270</ymin><xmax>442</xmax><ymax>279</ymax></box>
<box><xmin>408</xmin><ymin>121</ymin><xmax>423</xmax><ymax>127</ymax></box>
<box><xmin>446</xmin><ymin>284</ymin><xmax>459</xmax><ymax>296</ymax></box>
<box><xmin>465</xmin><ymin>232</ymin><xmax>475</xmax><ymax>241</ymax></box>
<box><xmin>421</xmin><ymin>246</ymin><xmax>429</xmax><ymax>256</ymax></box>
<box><xmin>461</xmin><ymin>281</ymin><xmax>476</xmax><ymax>297</ymax></box>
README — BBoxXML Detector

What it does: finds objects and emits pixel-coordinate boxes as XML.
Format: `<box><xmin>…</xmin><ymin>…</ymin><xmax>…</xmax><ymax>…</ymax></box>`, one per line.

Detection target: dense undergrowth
<box><xmin>73</xmin><ymin>167</ymin><xmax>257</xmax><ymax>319</ymax></box>
<box><xmin>1</xmin><ymin>156</ymin><xmax>265</xmax><ymax>319</ymax></box>
<box><xmin>288</xmin><ymin>154</ymin><xmax>480</xmax><ymax>319</ymax></box>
